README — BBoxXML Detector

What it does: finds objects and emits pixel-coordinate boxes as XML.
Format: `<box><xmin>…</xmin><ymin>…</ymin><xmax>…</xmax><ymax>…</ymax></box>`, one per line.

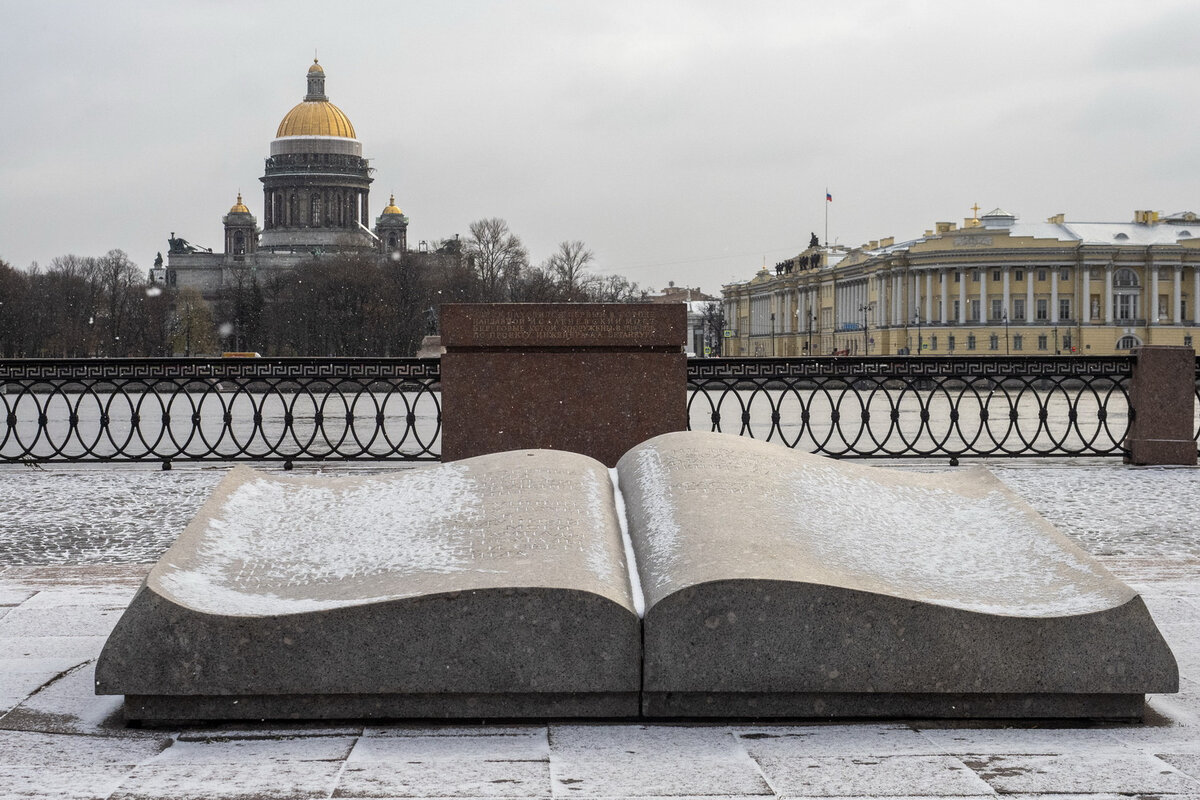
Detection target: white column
<box><xmin>1150</xmin><ymin>266</ymin><xmax>1159</xmax><ymax>325</ymax></box>
<box><xmin>925</xmin><ymin>271</ymin><xmax>933</xmax><ymax>323</ymax></box>
<box><xmin>1194</xmin><ymin>267</ymin><xmax>1200</xmax><ymax>325</ymax></box>
<box><xmin>1050</xmin><ymin>269</ymin><xmax>1059</xmax><ymax>324</ymax></box>
<box><xmin>940</xmin><ymin>269</ymin><xmax>948</xmax><ymax>324</ymax></box>
<box><xmin>1105</xmin><ymin>264</ymin><xmax>1114</xmax><ymax>324</ymax></box>
<box><xmin>910</xmin><ymin>271</ymin><xmax>919</xmax><ymax>322</ymax></box>
<box><xmin>1082</xmin><ymin>267</ymin><xmax>1091</xmax><ymax>323</ymax></box>
<box><xmin>958</xmin><ymin>272</ymin><xmax>967</xmax><ymax>324</ymax></box>
<box><xmin>1026</xmin><ymin>271</ymin><xmax>1035</xmax><ymax>325</ymax></box>
<box><xmin>1174</xmin><ymin>267</ymin><xmax>1183</xmax><ymax>324</ymax></box>
<box><xmin>979</xmin><ymin>269</ymin><xmax>987</xmax><ymax>323</ymax></box>
<box><xmin>894</xmin><ymin>273</ymin><xmax>902</xmax><ymax>325</ymax></box>
<box><xmin>1002</xmin><ymin>268</ymin><xmax>1011</xmax><ymax>322</ymax></box>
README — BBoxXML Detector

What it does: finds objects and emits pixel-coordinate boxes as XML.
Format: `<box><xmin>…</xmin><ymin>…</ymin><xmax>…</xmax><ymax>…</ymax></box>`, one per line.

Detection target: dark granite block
<box><xmin>1126</xmin><ymin>345</ymin><xmax>1197</xmax><ymax>465</ymax></box>
<box><xmin>440</xmin><ymin>304</ymin><xmax>686</xmax><ymax>466</ymax></box>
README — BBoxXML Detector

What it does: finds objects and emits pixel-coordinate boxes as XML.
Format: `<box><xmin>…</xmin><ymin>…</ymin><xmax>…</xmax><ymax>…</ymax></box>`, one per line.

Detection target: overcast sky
<box><xmin>2</xmin><ymin>1</ymin><xmax>1197</xmax><ymax>294</ymax></box>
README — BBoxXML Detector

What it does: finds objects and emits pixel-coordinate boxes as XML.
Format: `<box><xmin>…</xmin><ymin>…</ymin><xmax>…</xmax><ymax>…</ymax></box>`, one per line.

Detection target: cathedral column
<box><xmin>978</xmin><ymin>269</ymin><xmax>987</xmax><ymax>323</ymax></box>
<box><xmin>924</xmin><ymin>271</ymin><xmax>933</xmax><ymax>323</ymax></box>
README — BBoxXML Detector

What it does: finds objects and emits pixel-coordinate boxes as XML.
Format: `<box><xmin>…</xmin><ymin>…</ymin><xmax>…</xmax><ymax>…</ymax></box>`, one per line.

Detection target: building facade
<box><xmin>155</xmin><ymin>60</ymin><xmax>409</xmax><ymax>296</ymax></box>
<box><xmin>723</xmin><ymin>208</ymin><xmax>1200</xmax><ymax>357</ymax></box>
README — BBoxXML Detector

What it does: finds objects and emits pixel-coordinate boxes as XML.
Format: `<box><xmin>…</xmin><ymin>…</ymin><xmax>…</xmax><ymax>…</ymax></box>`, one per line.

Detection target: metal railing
<box><xmin>687</xmin><ymin>356</ymin><xmax>1139</xmax><ymax>459</ymax></box>
<box><xmin>3</xmin><ymin>355</ymin><xmax>1196</xmax><ymax>464</ymax></box>
<box><xmin>0</xmin><ymin>358</ymin><xmax>441</xmax><ymax>464</ymax></box>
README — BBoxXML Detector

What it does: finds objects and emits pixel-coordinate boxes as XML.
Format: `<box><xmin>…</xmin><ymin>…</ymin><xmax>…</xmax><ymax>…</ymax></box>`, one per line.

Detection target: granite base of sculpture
<box><xmin>96</xmin><ymin>433</ymin><xmax>1178</xmax><ymax>722</ymax></box>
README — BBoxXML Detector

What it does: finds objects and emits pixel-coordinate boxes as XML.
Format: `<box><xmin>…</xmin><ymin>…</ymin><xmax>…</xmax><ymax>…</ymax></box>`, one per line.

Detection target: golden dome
<box><xmin>382</xmin><ymin>194</ymin><xmax>403</xmax><ymax>215</ymax></box>
<box><xmin>276</xmin><ymin>100</ymin><xmax>356</xmax><ymax>138</ymax></box>
<box><xmin>229</xmin><ymin>192</ymin><xmax>250</xmax><ymax>214</ymax></box>
<box><xmin>307</xmin><ymin>58</ymin><xmax>324</xmax><ymax>75</ymax></box>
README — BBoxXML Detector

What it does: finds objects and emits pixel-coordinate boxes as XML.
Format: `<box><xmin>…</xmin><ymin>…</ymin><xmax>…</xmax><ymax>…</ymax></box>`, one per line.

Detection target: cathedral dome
<box><xmin>276</xmin><ymin>59</ymin><xmax>357</xmax><ymax>139</ymax></box>
<box><xmin>382</xmin><ymin>195</ymin><xmax>403</xmax><ymax>215</ymax></box>
<box><xmin>229</xmin><ymin>192</ymin><xmax>250</xmax><ymax>214</ymax></box>
<box><xmin>276</xmin><ymin>101</ymin><xmax>356</xmax><ymax>138</ymax></box>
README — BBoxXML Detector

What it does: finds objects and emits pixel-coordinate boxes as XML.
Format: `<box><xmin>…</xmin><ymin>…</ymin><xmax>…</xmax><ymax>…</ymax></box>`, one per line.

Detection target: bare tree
<box><xmin>464</xmin><ymin>218</ymin><xmax>528</xmax><ymax>301</ymax></box>
<box><xmin>543</xmin><ymin>240</ymin><xmax>594</xmax><ymax>301</ymax></box>
<box><xmin>170</xmin><ymin>288</ymin><xmax>217</xmax><ymax>355</ymax></box>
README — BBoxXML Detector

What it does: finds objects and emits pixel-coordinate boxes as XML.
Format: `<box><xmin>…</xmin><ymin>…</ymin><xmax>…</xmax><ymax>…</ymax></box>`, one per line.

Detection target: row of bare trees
<box><xmin>0</xmin><ymin>218</ymin><xmax>654</xmax><ymax>357</ymax></box>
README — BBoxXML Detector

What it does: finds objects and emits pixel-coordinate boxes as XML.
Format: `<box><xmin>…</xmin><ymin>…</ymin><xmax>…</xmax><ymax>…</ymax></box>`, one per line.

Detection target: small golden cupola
<box><xmin>229</xmin><ymin>192</ymin><xmax>251</xmax><ymax>214</ymax></box>
<box><xmin>382</xmin><ymin>194</ymin><xmax>403</xmax><ymax>215</ymax></box>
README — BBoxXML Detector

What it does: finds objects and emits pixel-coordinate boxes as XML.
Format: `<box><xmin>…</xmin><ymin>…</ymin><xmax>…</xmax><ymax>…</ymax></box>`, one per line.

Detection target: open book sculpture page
<box><xmin>97</xmin><ymin>432</ymin><xmax>1177</xmax><ymax>722</ymax></box>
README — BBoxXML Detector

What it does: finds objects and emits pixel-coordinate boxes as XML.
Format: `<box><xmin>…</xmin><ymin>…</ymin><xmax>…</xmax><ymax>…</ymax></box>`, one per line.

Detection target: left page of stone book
<box><xmin>96</xmin><ymin>452</ymin><xmax>642</xmax><ymax>720</ymax></box>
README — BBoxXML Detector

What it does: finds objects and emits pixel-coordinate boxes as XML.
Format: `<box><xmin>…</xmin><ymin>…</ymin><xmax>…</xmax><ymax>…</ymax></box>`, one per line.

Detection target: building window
<box><xmin>953</xmin><ymin>299</ymin><xmax>961</xmax><ymax>320</ymax></box>
<box><xmin>1114</xmin><ymin>268</ymin><xmax>1139</xmax><ymax>288</ymax></box>
<box><xmin>967</xmin><ymin>334</ymin><xmax>976</xmax><ymax>350</ymax></box>
<box><xmin>1116</xmin><ymin>293</ymin><xmax>1137</xmax><ymax>320</ymax></box>
<box><xmin>930</xmin><ymin>335</ymin><xmax>938</xmax><ymax>351</ymax></box>
<box><xmin>992</xmin><ymin>270</ymin><xmax>1002</xmax><ymax>282</ymax></box>
<box><xmin>947</xmin><ymin>335</ymin><xmax>956</xmax><ymax>351</ymax></box>
<box><xmin>1037</xmin><ymin>268</ymin><xmax>1047</xmax><ymax>281</ymax></box>
<box><xmin>989</xmin><ymin>334</ymin><xmax>999</xmax><ymax>350</ymax></box>
<box><xmin>1038</xmin><ymin>335</ymin><xmax>1048</xmax><ymax>350</ymax></box>
<box><xmin>1059</xmin><ymin>298</ymin><xmax>1071</xmax><ymax>320</ymax></box>
<box><xmin>954</xmin><ymin>271</ymin><xmax>961</xmax><ymax>283</ymax></box>
<box><xmin>1036</xmin><ymin>299</ymin><xmax>1049</xmax><ymax>320</ymax></box>
<box><xmin>1014</xmin><ymin>269</ymin><xmax>1025</xmax><ymax>281</ymax></box>
<box><xmin>1060</xmin><ymin>267</ymin><xmax>1071</xmax><ymax>281</ymax></box>
<box><xmin>1116</xmin><ymin>335</ymin><xmax>1140</xmax><ymax>350</ymax></box>
<box><xmin>1185</xmin><ymin>335</ymin><xmax>1193</xmax><ymax>347</ymax></box>
<box><xmin>990</xmin><ymin>299</ymin><xmax>1002</xmax><ymax>320</ymax></box>
<box><xmin>1013</xmin><ymin>297</ymin><xmax>1026</xmax><ymax>320</ymax></box>
<box><xmin>1013</xmin><ymin>334</ymin><xmax>1023</xmax><ymax>351</ymax></box>
<box><xmin>1062</xmin><ymin>333</ymin><xmax>1073</xmax><ymax>352</ymax></box>
<box><xmin>969</xmin><ymin>300</ymin><xmax>980</xmax><ymax>321</ymax></box>
<box><xmin>972</xmin><ymin>270</ymin><xmax>980</xmax><ymax>282</ymax></box>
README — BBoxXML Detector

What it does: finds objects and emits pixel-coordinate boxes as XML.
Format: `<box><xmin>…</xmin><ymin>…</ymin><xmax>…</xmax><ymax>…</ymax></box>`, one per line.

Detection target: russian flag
<box><xmin>826</xmin><ymin>191</ymin><xmax>832</xmax><ymax>202</ymax></box>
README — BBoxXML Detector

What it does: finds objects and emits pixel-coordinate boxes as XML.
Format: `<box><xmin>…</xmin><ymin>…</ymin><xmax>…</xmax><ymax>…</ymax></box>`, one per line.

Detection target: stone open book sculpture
<box><xmin>96</xmin><ymin>431</ymin><xmax>1178</xmax><ymax>721</ymax></box>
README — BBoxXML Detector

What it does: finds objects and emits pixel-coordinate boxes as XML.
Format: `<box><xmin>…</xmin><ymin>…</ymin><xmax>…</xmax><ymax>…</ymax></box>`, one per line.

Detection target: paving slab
<box><xmin>915</xmin><ymin>726</ymin><xmax>1131</xmax><ymax>754</ymax></box>
<box><xmin>109</xmin><ymin>760</ymin><xmax>343</xmax><ymax>800</ymax></box>
<box><xmin>1161</xmin><ymin>753</ymin><xmax>1200</xmax><ymax>782</ymax></box>
<box><xmin>149</xmin><ymin>734</ymin><xmax>357</xmax><ymax>764</ymax></box>
<box><xmin>336</xmin><ymin>760</ymin><xmax>551</xmax><ymax>798</ymax></box>
<box><xmin>753</xmin><ymin>754</ymin><xmax>993</xmax><ymax>797</ymax></box>
<box><xmin>548</xmin><ymin>725</ymin><xmax>772</xmax><ymax>797</ymax></box>
<box><xmin>734</xmin><ymin>725</ymin><xmax>941</xmax><ymax>756</ymax></box>
<box><xmin>0</xmin><ymin>729</ymin><xmax>171</xmax><ymax>767</ymax></box>
<box><xmin>961</xmin><ymin>752</ymin><xmax>1200</xmax><ymax>794</ymax></box>
<box><xmin>0</xmin><ymin>606</ymin><xmax>125</xmax><ymax>638</ymax></box>
<box><xmin>0</xmin><ymin>763</ymin><xmax>137</xmax><ymax>800</ymax></box>
<box><xmin>351</xmin><ymin>728</ymin><xmax>548</xmax><ymax>761</ymax></box>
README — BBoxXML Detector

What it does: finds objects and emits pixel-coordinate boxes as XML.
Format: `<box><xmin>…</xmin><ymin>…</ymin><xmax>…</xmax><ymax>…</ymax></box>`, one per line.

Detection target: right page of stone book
<box><xmin>615</xmin><ymin>430</ymin><xmax>1177</xmax><ymax>717</ymax></box>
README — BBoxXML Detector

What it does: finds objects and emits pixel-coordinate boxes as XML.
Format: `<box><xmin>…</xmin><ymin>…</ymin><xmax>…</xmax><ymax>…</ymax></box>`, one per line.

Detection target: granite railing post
<box><xmin>1124</xmin><ymin>345</ymin><xmax>1198</xmax><ymax>465</ymax></box>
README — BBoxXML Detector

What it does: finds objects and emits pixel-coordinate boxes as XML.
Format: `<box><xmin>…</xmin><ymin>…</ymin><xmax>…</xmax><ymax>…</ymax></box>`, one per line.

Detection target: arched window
<box><xmin>311</xmin><ymin>194</ymin><xmax>321</xmax><ymax>226</ymax></box>
<box><xmin>387</xmin><ymin>234</ymin><xmax>398</xmax><ymax>250</ymax></box>
<box><xmin>1114</xmin><ymin>268</ymin><xmax>1139</xmax><ymax>287</ymax></box>
<box><xmin>1113</xmin><ymin>268</ymin><xmax>1141</xmax><ymax>320</ymax></box>
<box><xmin>233</xmin><ymin>230</ymin><xmax>246</xmax><ymax>255</ymax></box>
<box><xmin>1116</xmin><ymin>335</ymin><xmax>1141</xmax><ymax>350</ymax></box>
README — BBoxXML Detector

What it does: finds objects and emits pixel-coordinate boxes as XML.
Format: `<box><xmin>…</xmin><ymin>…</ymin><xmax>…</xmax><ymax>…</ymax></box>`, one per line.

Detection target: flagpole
<box><xmin>824</xmin><ymin>189</ymin><xmax>829</xmax><ymax>247</ymax></box>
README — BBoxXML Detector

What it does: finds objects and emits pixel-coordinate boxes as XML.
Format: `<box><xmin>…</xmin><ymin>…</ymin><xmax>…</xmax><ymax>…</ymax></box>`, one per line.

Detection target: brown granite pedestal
<box><xmin>439</xmin><ymin>303</ymin><xmax>687</xmax><ymax>466</ymax></box>
<box><xmin>1125</xmin><ymin>345</ymin><xmax>1198</xmax><ymax>466</ymax></box>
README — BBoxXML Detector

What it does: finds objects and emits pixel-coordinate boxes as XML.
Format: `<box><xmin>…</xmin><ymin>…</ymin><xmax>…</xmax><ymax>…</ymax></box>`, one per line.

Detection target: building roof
<box><xmin>228</xmin><ymin>192</ymin><xmax>250</xmax><ymax>214</ymax></box>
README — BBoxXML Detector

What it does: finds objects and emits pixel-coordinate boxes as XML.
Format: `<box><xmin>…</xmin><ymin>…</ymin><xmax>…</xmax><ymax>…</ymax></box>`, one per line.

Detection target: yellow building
<box><xmin>722</xmin><ymin>208</ymin><xmax>1200</xmax><ymax>357</ymax></box>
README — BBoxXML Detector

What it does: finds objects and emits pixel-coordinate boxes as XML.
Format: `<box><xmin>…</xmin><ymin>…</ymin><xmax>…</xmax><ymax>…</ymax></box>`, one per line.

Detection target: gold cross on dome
<box><xmin>971</xmin><ymin>203</ymin><xmax>981</xmax><ymax>219</ymax></box>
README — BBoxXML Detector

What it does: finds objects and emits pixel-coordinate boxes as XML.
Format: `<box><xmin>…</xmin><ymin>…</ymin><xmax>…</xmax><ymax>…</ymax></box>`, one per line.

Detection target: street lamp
<box><xmin>858</xmin><ymin>302</ymin><xmax>874</xmax><ymax>355</ymax></box>
<box><xmin>1052</xmin><ymin>326</ymin><xmax>1059</xmax><ymax>355</ymax></box>
<box><xmin>912</xmin><ymin>309</ymin><xmax>923</xmax><ymax>355</ymax></box>
<box><xmin>770</xmin><ymin>312</ymin><xmax>776</xmax><ymax>357</ymax></box>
